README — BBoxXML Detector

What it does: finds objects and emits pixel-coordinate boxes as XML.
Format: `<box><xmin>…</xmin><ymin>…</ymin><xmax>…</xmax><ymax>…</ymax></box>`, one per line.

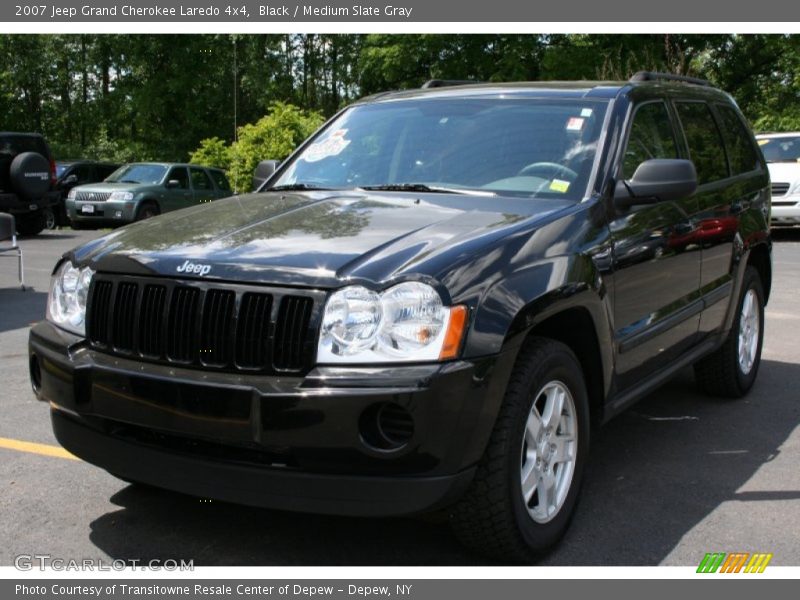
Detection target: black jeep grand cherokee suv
<box><xmin>29</xmin><ymin>73</ymin><xmax>771</xmax><ymax>562</ymax></box>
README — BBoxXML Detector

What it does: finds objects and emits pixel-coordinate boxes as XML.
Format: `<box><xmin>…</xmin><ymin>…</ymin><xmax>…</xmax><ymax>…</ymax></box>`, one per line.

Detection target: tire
<box><xmin>43</xmin><ymin>207</ymin><xmax>56</xmax><ymax>230</ymax></box>
<box><xmin>694</xmin><ymin>266</ymin><xmax>765</xmax><ymax>398</ymax></box>
<box><xmin>109</xmin><ymin>472</ymin><xmax>152</xmax><ymax>489</ymax></box>
<box><xmin>15</xmin><ymin>211</ymin><xmax>46</xmax><ymax>237</ymax></box>
<box><xmin>134</xmin><ymin>201</ymin><xmax>159</xmax><ymax>221</ymax></box>
<box><xmin>449</xmin><ymin>337</ymin><xmax>590</xmax><ymax>563</ymax></box>
<box><xmin>9</xmin><ymin>152</ymin><xmax>51</xmax><ymax>199</ymax></box>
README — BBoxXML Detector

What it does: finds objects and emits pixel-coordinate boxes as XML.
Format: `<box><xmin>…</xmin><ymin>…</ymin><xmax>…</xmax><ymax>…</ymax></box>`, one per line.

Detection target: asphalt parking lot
<box><xmin>1</xmin><ymin>227</ymin><xmax>799</xmax><ymax>566</ymax></box>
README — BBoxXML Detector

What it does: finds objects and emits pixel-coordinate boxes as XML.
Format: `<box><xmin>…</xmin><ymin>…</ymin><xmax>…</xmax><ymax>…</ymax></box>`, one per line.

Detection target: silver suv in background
<box><xmin>756</xmin><ymin>133</ymin><xmax>800</xmax><ymax>227</ymax></box>
<box><xmin>66</xmin><ymin>162</ymin><xmax>232</xmax><ymax>228</ymax></box>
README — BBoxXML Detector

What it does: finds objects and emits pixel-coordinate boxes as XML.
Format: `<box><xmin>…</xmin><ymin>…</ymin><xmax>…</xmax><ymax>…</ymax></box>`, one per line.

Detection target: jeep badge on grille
<box><xmin>176</xmin><ymin>260</ymin><xmax>212</xmax><ymax>276</ymax></box>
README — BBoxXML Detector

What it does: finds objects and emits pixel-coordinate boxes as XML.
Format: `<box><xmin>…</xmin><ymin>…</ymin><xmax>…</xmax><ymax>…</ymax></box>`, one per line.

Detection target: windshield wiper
<box><xmin>359</xmin><ymin>183</ymin><xmax>495</xmax><ymax>196</ymax></box>
<box><xmin>269</xmin><ymin>183</ymin><xmax>336</xmax><ymax>192</ymax></box>
<box><xmin>116</xmin><ymin>179</ymin><xmax>140</xmax><ymax>184</ymax></box>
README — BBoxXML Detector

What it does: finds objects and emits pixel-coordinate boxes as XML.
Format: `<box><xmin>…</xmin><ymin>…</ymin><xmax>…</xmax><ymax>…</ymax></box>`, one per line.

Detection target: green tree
<box><xmin>189</xmin><ymin>137</ymin><xmax>232</xmax><ymax>171</ymax></box>
<box><xmin>226</xmin><ymin>102</ymin><xmax>324</xmax><ymax>193</ymax></box>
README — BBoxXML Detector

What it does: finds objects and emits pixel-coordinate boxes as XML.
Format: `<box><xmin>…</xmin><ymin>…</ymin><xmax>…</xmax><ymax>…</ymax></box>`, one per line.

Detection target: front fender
<box><xmin>465</xmin><ymin>252</ymin><xmax>614</xmax><ymax>393</ymax></box>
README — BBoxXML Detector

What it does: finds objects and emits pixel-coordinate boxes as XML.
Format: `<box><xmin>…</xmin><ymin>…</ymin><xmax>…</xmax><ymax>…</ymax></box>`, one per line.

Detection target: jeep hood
<box><xmin>71</xmin><ymin>191</ymin><xmax>575</xmax><ymax>290</ymax></box>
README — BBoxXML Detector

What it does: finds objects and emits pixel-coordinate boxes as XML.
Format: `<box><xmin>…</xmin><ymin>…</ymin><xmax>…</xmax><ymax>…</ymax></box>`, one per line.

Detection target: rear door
<box><xmin>209</xmin><ymin>169</ymin><xmax>232</xmax><ymax>198</ymax></box>
<box><xmin>608</xmin><ymin>100</ymin><xmax>703</xmax><ymax>390</ymax></box>
<box><xmin>189</xmin><ymin>167</ymin><xmax>216</xmax><ymax>204</ymax></box>
<box><xmin>673</xmin><ymin>101</ymin><xmax>766</xmax><ymax>339</ymax></box>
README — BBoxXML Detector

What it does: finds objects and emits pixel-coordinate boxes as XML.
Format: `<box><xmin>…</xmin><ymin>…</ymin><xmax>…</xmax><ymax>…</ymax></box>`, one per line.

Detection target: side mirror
<box><xmin>615</xmin><ymin>159</ymin><xmax>697</xmax><ymax>209</ymax></box>
<box><xmin>165</xmin><ymin>179</ymin><xmax>180</xmax><ymax>189</ymax></box>
<box><xmin>63</xmin><ymin>174</ymin><xmax>78</xmax><ymax>185</ymax></box>
<box><xmin>252</xmin><ymin>160</ymin><xmax>281</xmax><ymax>191</ymax></box>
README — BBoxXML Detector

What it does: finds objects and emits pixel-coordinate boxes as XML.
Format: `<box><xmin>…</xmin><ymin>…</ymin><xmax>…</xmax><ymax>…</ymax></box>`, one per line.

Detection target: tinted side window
<box><xmin>210</xmin><ymin>170</ymin><xmax>231</xmax><ymax>192</ymax></box>
<box><xmin>675</xmin><ymin>102</ymin><xmax>729</xmax><ymax>185</ymax></box>
<box><xmin>622</xmin><ymin>103</ymin><xmax>678</xmax><ymax>178</ymax></box>
<box><xmin>74</xmin><ymin>165</ymin><xmax>92</xmax><ymax>182</ymax></box>
<box><xmin>98</xmin><ymin>165</ymin><xmax>118</xmax><ymax>179</ymax></box>
<box><xmin>190</xmin><ymin>167</ymin><xmax>213</xmax><ymax>190</ymax></box>
<box><xmin>166</xmin><ymin>167</ymin><xmax>189</xmax><ymax>189</ymax></box>
<box><xmin>0</xmin><ymin>135</ymin><xmax>48</xmax><ymax>157</ymax></box>
<box><xmin>716</xmin><ymin>105</ymin><xmax>759</xmax><ymax>175</ymax></box>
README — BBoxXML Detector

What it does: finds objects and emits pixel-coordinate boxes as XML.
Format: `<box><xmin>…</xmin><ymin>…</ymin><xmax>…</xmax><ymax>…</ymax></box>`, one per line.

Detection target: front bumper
<box><xmin>66</xmin><ymin>198</ymin><xmax>136</xmax><ymax>223</ymax></box>
<box><xmin>29</xmin><ymin>321</ymin><xmax>514</xmax><ymax>516</ymax></box>
<box><xmin>770</xmin><ymin>196</ymin><xmax>800</xmax><ymax>225</ymax></box>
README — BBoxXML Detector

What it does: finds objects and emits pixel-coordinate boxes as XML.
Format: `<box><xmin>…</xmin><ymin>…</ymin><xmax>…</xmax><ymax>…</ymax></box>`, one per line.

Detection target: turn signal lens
<box><xmin>439</xmin><ymin>305</ymin><xmax>468</xmax><ymax>360</ymax></box>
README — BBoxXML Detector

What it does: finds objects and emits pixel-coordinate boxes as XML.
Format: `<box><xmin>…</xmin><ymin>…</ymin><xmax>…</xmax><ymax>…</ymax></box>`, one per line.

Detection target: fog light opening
<box><xmin>359</xmin><ymin>402</ymin><xmax>414</xmax><ymax>451</ymax></box>
<box><xmin>29</xmin><ymin>354</ymin><xmax>42</xmax><ymax>394</ymax></box>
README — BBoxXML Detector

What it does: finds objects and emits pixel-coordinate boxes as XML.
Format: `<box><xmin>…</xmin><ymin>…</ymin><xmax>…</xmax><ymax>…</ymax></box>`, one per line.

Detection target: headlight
<box><xmin>317</xmin><ymin>282</ymin><xmax>467</xmax><ymax>363</ymax></box>
<box><xmin>46</xmin><ymin>261</ymin><xmax>94</xmax><ymax>336</ymax></box>
<box><xmin>108</xmin><ymin>191</ymin><xmax>134</xmax><ymax>201</ymax></box>
<box><xmin>67</xmin><ymin>188</ymin><xmax>77</xmax><ymax>200</ymax></box>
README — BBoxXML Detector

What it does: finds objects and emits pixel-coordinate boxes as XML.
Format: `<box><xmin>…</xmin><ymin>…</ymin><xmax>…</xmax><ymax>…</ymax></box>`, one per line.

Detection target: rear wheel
<box><xmin>43</xmin><ymin>207</ymin><xmax>56</xmax><ymax>230</ymax></box>
<box><xmin>694</xmin><ymin>266</ymin><xmax>765</xmax><ymax>397</ymax></box>
<box><xmin>134</xmin><ymin>201</ymin><xmax>159</xmax><ymax>221</ymax></box>
<box><xmin>449</xmin><ymin>337</ymin><xmax>590</xmax><ymax>562</ymax></box>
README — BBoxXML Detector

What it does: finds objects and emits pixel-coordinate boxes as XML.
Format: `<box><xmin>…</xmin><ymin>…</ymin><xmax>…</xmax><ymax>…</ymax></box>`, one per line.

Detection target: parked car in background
<box><xmin>0</xmin><ymin>132</ymin><xmax>60</xmax><ymax>236</ymax></box>
<box><xmin>756</xmin><ymin>133</ymin><xmax>800</xmax><ymax>227</ymax></box>
<box><xmin>66</xmin><ymin>162</ymin><xmax>232</xmax><ymax>228</ymax></box>
<box><xmin>46</xmin><ymin>160</ymin><xmax>120</xmax><ymax>229</ymax></box>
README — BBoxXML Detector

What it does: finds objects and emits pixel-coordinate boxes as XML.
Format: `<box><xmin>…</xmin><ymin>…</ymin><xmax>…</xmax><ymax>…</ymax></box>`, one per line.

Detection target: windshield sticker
<box><xmin>302</xmin><ymin>130</ymin><xmax>350</xmax><ymax>162</ymax></box>
<box><xmin>566</xmin><ymin>117</ymin><xmax>585</xmax><ymax>131</ymax></box>
<box><xmin>757</xmin><ymin>139</ymin><xmax>771</xmax><ymax>146</ymax></box>
<box><xmin>549</xmin><ymin>179</ymin><xmax>570</xmax><ymax>193</ymax></box>
<box><xmin>580</xmin><ymin>108</ymin><xmax>593</xmax><ymax>117</ymax></box>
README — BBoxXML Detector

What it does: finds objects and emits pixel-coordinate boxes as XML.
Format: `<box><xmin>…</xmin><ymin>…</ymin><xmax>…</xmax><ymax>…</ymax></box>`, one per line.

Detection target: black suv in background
<box><xmin>0</xmin><ymin>132</ymin><xmax>60</xmax><ymax>236</ymax></box>
<box><xmin>49</xmin><ymin>161</ymin><xmax>120</xmax><ymax>228</ymax></box>
<box><xmin>30</xmin><ymin>73</ymin><xmax>772</xmax><ymax>562</ymax></box>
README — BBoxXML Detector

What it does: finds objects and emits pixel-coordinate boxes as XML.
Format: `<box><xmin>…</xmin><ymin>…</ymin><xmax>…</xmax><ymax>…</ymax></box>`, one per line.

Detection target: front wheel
<box><xmin>449</xmin><ymin>337</ymin><xmax>590</xmax><ymax>562</ymax></box>
<box><xmin>134</xmin><ymin>201</ymin><xmax>160</xmax><ymax>221</ymax></box>
<box><xmin>694</xmin><ymin>266</ymin><xmax>765</xmax><ymax>397</ymax></box>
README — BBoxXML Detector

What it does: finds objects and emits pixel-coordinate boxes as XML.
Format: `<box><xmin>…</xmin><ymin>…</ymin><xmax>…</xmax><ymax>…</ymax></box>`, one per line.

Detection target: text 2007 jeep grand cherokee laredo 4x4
<box><xmin>29</xmin><ymin>73</ymin><xmax>772</xmax><ymax>562</ymax></box>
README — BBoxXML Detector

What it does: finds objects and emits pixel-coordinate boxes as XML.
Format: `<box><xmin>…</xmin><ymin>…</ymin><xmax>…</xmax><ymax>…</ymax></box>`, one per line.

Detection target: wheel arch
<box><xmin>746</xmin><ymin>241</ymin><xmax>772</xmax><ymax>304</ymax></box>
<box><xmin>467</xmin><ymin>253</ymin><xmax>615</xmax><ymax>428</ymax></box>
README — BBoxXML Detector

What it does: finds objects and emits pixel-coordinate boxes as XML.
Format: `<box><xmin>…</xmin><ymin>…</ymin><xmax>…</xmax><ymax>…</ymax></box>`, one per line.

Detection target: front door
<box><xmin>164</xmin><ymin>166</ymin><xmax>193</xmax><ymax>211</ymax></box>
<box><xmin>608</xmin><ymin>100</ymin><xmax>703</xmax><ymax>391</ymax></box>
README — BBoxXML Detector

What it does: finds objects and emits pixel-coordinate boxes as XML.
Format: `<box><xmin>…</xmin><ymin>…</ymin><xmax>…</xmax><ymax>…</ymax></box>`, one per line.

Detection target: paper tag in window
<box><xmin>549</xmin><ymin>179</ymin><xmax>570</xmax><ymax>193</ymax></box>
<box><xmin>580</xmin><ymin>108</ymin><xmax>593</xmax><ymax>117</ymax></box>
<box><xmin>757</xmin><ymin>139</ymin><xmax>770</xmax><ymax>146</ymax></box>
<box><xmin>566</xmin><ymin>117</ymin><xmax>585</xmax><ymax>131</ymax></box>
<box><xmin>302</xmin><ymin>134</ymin><xmax>351</xmax><ymax>163</ymax></box>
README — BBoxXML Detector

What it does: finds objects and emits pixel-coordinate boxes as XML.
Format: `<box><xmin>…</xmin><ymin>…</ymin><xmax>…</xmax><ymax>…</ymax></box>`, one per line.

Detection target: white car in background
<box><xmin>757</xmin><ymin>132</ymin><xmax>800</xmax><ymax>227</ymax></box>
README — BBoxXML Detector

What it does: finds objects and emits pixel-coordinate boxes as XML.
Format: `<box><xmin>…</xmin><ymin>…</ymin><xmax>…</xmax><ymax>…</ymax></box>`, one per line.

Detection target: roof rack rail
<box><xmin>629</xmin><ymin>71</ymin><xmax>711</xmax><ymax>87</ymax></box>
<box><xmin>421</xmin><ymin>79</ymin><xmax>481</xmax><ymax>89</ymax></box>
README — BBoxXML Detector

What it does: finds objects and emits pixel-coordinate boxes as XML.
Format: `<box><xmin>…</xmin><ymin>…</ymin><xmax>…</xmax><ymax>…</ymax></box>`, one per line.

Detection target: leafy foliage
<box><xmin>222</xmin><ymin>102</ymin><xmax>324</xmax><ymax>192</ymax></box>
<box><xmin>1</xmin><ymin>33</ymin><xmax>799</xmax><ymax>179</ymax></box>
<box><xmin>188</xmin><ymin>137</ymin><xmax>232</xmax><ymax>171</ymax></box>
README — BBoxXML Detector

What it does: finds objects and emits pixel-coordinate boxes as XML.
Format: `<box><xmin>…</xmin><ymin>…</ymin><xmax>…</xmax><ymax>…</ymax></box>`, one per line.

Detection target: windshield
<box><xmin>56</xmin><ymin>164</ymin><xmax>70</xmax><ymax>177</ymax></box>
<box><xmin>758</xmin><ymin>136</ymin><xmax>800</xmax><ymax>163</ymax></box>
<box><xmin>272</xmin><ymin>98</ymin><xmax>609</xmax><ymax>200</ymax></box>
<box><xmin>106</xmin><ymin>163</ymin><xmax>168</xmax><ymax>184</ymax></box>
